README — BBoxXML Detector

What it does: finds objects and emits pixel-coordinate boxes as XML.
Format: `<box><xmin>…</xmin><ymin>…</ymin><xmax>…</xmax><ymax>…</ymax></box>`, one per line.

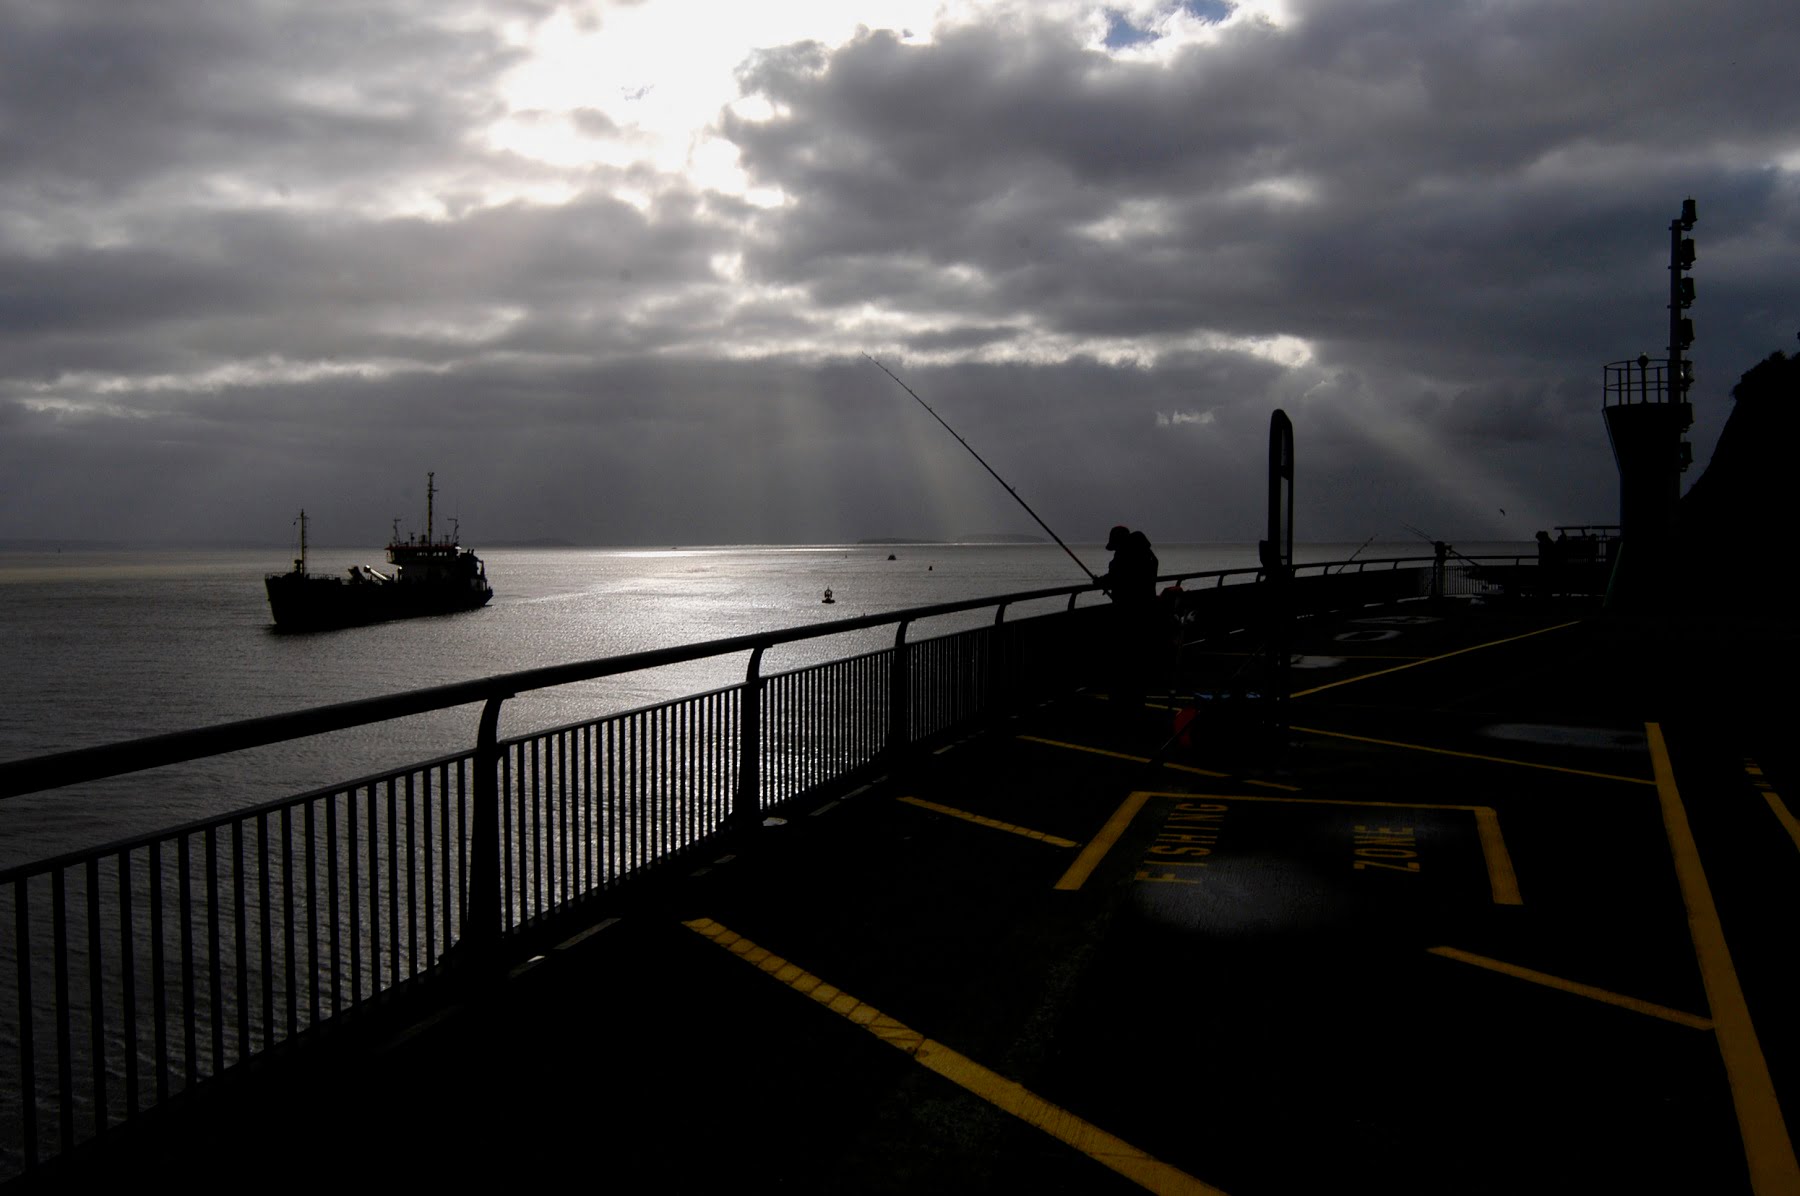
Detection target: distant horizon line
<box><xmin>0</xmin><ymin>534</ymin><xmax>1540</xmax><ymax>553</ymax></box>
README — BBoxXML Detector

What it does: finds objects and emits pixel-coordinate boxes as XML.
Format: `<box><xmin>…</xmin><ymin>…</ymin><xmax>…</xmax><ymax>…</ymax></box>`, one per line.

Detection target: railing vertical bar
<box><xmin>205</xmin><ymin>826</ymin><xmax>222</xmax><ymax>1076</ymax></box>
<box><xmin>668</xmin><ymin>704</ymin><xmax>680</xmax><ymax>850</ymax></box>
<box><xmin>533</xmin><ymin>739</ymin><xmax>546</xmax><ymax>919</ymax></box>
<box><xmin>564</xmin><ymin>729</ymin><xmax>576</xmax><ymax>902</ymax></box>
<box><xmin>548</xmin><ymin>734</ymin><xmax>559</xmax><ymax>909</ymax></box>
<box><xmin>500</xmin><ymin>746</ymin><xmax>513</xmax><ymax>931</ymax></box>
<box><xmin>232</xmin><ymin>820</ymin><xmax>248</xmax><ymax>1065</ymax></box>
<box><xmin>149</xmin><ymin>839</ymin><xmax>168</xmax><ymax>1103</ymax></box>
<box><xmin>548</xmin><ymin>733</ymin><xmax>560</xmax><ymax>908</ymax></box>
<box><xmin>119</xmin><ymin>848</ymin><xmax>139</xmax><ymax>1118</ymax></box>
<box><xmin>644</xmin><ymin>711</ymin><xmax>655</xmax><ymax>863</ymax></box>
<box><xmin>328</xmin><ymin>795</ymin><xmax>342</xmax><ymax>1016</ymax></box>
<box><xmin>655</xmin><ymin>706</ymin><xmax>667</xmax><ymax>858</ymax></box>
<box><xmin>368</xmin><ymin>782</ymin><xmax>383</xmax><ymax>997</ymax></box>
<box><xmin>531</xmin><ymin>739</ymin><xmax>543</xmax><ymax>916</ymax></box>
<box><xmin>630</xmin><ymin>710</ymin><xmax>638</xmax><ymax>874</ymax></box>
<box><xmin>282</xmin><ymin>807</ymin><xmax>296</xmax><ymax>1039</ymax></box>
<box><xmin>555</xmin><ymin>731</ymin><xmax>567</xmax><ymax>907</ymax></box>
<box><xmin>175</xmin><ymin>837</ymin><xmax>194</xmax><ymax>1081</ymax></box>
<box><xmin>15</xmin><ymin>877</ymin><xmax>38</xmax><ymax>1170</ymax></box>
<box><xmin>463</xmin><ymin>695</ymin><xmax>508</xmax><ymax>954</ymax></box>
<box><xmin>306</xmin><ymin>801</ymin><xmax>321</xmax><ymax>1026</ymax></box>
<box><xmin>455</xmin><ymin>759</ymin><xmax>468</xmax><ymax>932</ymax></box>
<box><xmin>422</xmin><ymin>769</ymin><xmax>436</xmax><ymax>971</ymax></box>
<box><xmin>345</xmin><ymin>791</ymin><xmax>361</xmax><ymax>1007</ymax></box>
<box><xmin>258</xmin><ymin>814</ymin><xmax>273</xmax><ymax>1053</ymax></box>
<box><xmin>429</xmin><ymin>765</ymin><xmax>444</xmax><ymax>961</ymax></box>
<box><xmin>653</xmin><ymin>707</ymin><xmax>664</xmax><ymax>860</ymax></box>
<box><xmin>386</xmin><ymin>777</ymin><xmax>399</xmax><ymax>988</ymax></box>
<box><xmin>52</xmin><ymin>868</ymin><xmax>73</xmax><ymax>1152</ymax></box>
<box><xmin>606</xmin><ymin>719</ymin><xmax>618</xmax><ymax>885</ymax></box>
<box><xmin>86</xmin><ymin>856</ymin><xmax>107</xmax><ymax>1135</ymax></box>
<box><xmin>686</xmin><ymin>699</ymin><xmax>696</xmax><ymax>844</ymax></box>
<box><xmin>405</xmin><ymin>773</ymin><xmax>417</xmax><ymax>977</ymax></box>
<box><xmin>580</xmin><ymin>724</ymin><xmax>593</xmax><ymax>893</ymax></box>
<box><xmin>683</xmin><ymin>700</ymin><xmax>695</xmax><ymax>848</ymax></box>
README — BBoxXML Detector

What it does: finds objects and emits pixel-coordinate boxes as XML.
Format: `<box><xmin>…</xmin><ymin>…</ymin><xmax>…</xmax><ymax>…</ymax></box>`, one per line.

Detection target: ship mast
<box><xmin>426</xmin><ymin>471</ymin><xmax>435</xmax><ymax>545</ymax></box>
<box><xmin>294</xmin><ymin>509</ymin><xmax>308</xmax><ymax>574</ymax></box>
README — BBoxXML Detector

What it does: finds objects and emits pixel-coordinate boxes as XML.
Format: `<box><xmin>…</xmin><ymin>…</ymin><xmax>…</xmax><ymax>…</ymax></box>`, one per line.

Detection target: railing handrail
<box><xmin>0</xmin><ymin>553</ymin><xmax>1491</xmax><ymax>802</ymax></box>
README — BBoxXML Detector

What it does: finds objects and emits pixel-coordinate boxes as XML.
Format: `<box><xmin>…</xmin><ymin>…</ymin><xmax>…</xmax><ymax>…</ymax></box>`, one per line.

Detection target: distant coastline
<box><xmin>858</xmin><ymin>533</ymin><xmax>1047</xmax><ymax>545</ymax></box>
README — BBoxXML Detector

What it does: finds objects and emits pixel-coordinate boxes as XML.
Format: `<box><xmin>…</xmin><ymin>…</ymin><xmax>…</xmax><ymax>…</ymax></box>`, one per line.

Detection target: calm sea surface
<box><xmin>0</xmin><ymin>541</ymin><xmax>1521</xmax><ymax>869</ymax></box>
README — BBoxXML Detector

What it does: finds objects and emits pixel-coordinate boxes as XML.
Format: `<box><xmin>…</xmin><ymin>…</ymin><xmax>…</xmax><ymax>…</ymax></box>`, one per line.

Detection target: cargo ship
<box><xmin>264</xmin><ymin>473</ymin><xmax>492</xmax><ymax>631</ymax></box>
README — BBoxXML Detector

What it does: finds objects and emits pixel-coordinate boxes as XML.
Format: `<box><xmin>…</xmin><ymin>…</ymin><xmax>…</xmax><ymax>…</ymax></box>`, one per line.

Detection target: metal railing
<box><xmin>0</xmin><ymin>553</ymin><xmax>1531</xmax><ymax>1177</ymax></box>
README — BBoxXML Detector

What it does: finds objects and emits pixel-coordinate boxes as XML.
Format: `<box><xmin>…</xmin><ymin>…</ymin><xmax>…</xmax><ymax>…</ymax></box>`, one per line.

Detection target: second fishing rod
<box><xmin>862</xmin><ymin>353</ymin><xmax>1099</xmax><ymax>585</ymax></box>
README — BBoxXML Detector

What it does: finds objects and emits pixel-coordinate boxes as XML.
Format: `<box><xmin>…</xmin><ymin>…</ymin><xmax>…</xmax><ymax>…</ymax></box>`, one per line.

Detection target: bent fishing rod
<box><xmin>1400</xmin><ymin>523</ymin><xmax>1482</xmax><ymax>568</ymax></box>
<box><xmin>862</xmin><ymin>353</ymin><xmax>1097</xmax><ymax>583</ymax></box>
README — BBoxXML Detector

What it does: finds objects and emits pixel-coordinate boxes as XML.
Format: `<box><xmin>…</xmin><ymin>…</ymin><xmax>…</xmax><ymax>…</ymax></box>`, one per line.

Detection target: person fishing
<box><xmin>1101</xmin><ymin>526</ymin><xmax>1157</xmax><ymax>605</ymax></box>
<box><xmin>1101</xmin><ymin>525</ymin><xmax>1160</xmax><ymax>722</ymax></box>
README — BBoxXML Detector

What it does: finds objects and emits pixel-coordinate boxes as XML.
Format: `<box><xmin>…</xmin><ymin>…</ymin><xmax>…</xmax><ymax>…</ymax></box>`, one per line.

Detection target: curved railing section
<box><xmin>0</xmin><ymin>552</ymin><xmax>1542</xmax><ymax>1179</ymax></box>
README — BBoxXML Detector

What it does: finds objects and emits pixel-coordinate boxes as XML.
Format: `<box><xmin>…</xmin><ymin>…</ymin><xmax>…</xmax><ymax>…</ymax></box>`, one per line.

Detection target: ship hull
<box><xmin>265</xmin><ymin>572</ymin><xmax>492</xmax><ymax>632</ymax></box>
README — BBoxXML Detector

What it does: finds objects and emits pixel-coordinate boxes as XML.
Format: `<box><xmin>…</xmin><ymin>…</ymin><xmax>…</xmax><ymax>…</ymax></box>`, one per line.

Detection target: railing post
<box><xmin>462</xmin><ymin>692</ymin><xmax>509</xmax><ymax>957</ymax></box>
<box><xmin>887</xmin><ymin>621</ymin><xmax>911</xmax><ymax>762</ymax></box>
<box><xmin>734</xmin><ymin>648</ymin><xmax>765</xmax><ymax>829</ymax></box>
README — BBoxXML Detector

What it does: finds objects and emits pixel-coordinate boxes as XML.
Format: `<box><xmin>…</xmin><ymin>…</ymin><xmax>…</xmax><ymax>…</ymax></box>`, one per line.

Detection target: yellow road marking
<box><xmin>682</xmin><ymin>918</ymin><xmax>1228</xmax><ymax>1196</ymax></box>
<box><xmin>1468</xmin><ymin>807</ymin><xmax>1523</xmax><ymax>906</ymax></box>
<box><xmin>1056</xmin><ymin>792</ymin><xmax>1152</xmax><ymax>891</ymax></box>
<box><xmin>1291</xmin><ymin>724</ymin><xmax>1655</xmax><ymax>786</ymax></box>
<box><xmin>1017</xmin><ymin>734</ymin><xmax>1300</xmax><ymax>790</ymax></box>
<box><xmin>1019</xmin><ymin>734</ymin><xmax>1227</xmax><ymax>777</ymax></box>
<box><xmin>1744</xmin><ymin>758</ymin><xmax>1800</xmax><ymax>856</ymax></box>
<box><xmin>897</xmin><ymin>795</ymin><xmax>1079</xmax><ymax>848</ymax></box>
<box><xmin>1426</xmin><ymin>946</ymin><xmax>1713</xmax><ymax>1030</ymax></box>
<box><xmin>1022</xmin><ymin>734</ymin><xmax>1303</xmax><ymax>788</ymax></box>
<box><xmin>1057</xmin><ymin>791</ymin><xmax>1520</xmax><ymax>904</ymax></box>
<box><xmin>1649</xmin><ymin>724</ymin><xmax>1799</xmax><ymax>1194</ymax></box>
<box><xmin>1193</xmin><ymin>651</ymin><xmax>1432</xmax><ymax>660</ymax></box>
<box><xmin>1287</xmin><ymin>619</ymin><xmax>1585</xmax><ymax>697</ymax></box>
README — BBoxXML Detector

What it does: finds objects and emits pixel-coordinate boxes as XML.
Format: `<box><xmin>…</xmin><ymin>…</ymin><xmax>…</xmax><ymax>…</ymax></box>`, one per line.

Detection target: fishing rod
<box><xmin>862</xmin><ymin>353</ymin><xmax>1098</xmax><ymax>583</ymax></box>
<box><xmin>1330</xmin><ymin>533</ymin><xmax>1378</xmax><ymax>575</ymax></box>
<box><xmin>1400</xmin><ymin>522</ymin><xmax>1482</xmax><ymax>568</ymax></box>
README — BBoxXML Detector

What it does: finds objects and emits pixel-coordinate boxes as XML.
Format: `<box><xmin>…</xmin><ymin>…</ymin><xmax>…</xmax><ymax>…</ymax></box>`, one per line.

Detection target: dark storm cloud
<box><xmin>710</xmin><ymin>2</ymin><xmax>1798</xmax><ymax>533</ymax></box>
<box><xmin>2</xmin><ymin>0</ymin><xmax>1796</xmax><ymax>546</ymax></box>
<box><xmin>0</xmin><ymin>0</ymin><xmax>543</xmax><ymax>195</ymax></box>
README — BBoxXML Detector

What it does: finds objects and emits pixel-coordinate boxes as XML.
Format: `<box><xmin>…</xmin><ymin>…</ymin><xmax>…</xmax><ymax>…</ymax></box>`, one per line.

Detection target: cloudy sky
<box><xmin>2</xmin><ymin>0</ymin><xmax>1795</xmax><ymax>547</ymax></box>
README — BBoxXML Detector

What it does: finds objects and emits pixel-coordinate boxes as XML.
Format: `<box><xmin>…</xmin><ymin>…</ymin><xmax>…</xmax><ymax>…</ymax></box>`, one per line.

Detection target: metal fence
<box><xmin>0</xmin><ymin>554</ymin><xmax>1541</xmax><ymax>1178</ymax></box>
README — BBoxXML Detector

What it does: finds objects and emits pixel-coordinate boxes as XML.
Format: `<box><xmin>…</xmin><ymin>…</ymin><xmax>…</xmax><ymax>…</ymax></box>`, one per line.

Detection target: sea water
<box><xmin>0</xmin><ymin>539</ymin><xmax>1522</xmax><ymax>870</ymax></box>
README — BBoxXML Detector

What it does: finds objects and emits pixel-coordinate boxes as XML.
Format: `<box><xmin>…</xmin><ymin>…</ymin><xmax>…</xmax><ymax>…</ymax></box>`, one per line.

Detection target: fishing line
<box><xmin>862</xmin><ymin>353</ymin><xmax>1097</xmax><ymax>583</ymax></box>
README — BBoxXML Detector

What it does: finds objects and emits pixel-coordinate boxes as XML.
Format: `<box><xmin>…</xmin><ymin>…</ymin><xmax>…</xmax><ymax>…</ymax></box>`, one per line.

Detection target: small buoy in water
<box><xmin>887</xmin><ymin>553</ymin><xmax>896</xmax><ymax>560</ymax></box>
<box><xmin>822</xmin><ymin>588</ymin><xmax>835</xmax><ymax>604</ymax></box>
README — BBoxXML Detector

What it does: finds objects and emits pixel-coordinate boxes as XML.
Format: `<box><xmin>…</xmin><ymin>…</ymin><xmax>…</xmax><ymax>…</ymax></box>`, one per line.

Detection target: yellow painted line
<box><xmin>1744</xmin><ymin>758</ymin><xmax>1800</xmax><ymax>857</ymax></box>
<box><xmin>1056</xmin><ymin>791</ymin><xmax>1152</xmax><ymax>891</ymax></box>
<box><xmin>1427</xmin><ymin>947</ymin><xmax>1713</xmax><ymax>1030</ymax></box>
<box><xmin>682</xmin><ymin>918</ymin><xmax>1227</xmax><ymax>1195</ymax></box>
<box><xmin>1288</xmin><ymin>619</ymin><xmax>1585</xmax><ymax>697</ymax></box>
<box><xmin>1055</xmin><ymin>790</ymin><xmax>1519</xmax><ymax>904</ymax></box>
<box><xmin>1291</xmin><ymin>724</ymin><xmax>1655</xmax><ymax>787</ymax></box>
<box><xmin>1016</xmin><ymin>735</ymin><xmax>1303</xmax><ymax>791</ymax></box>
<box><xmin>1134</xmin><ymin>791</ymin><xmax>1519</xmax><ymax>905</ymax></box>
<box><xmin>1470</xmin><ymin>808</ymin><xmax>1522</xmax><ymax>906</ymax></box>
<box><xmin>1649</xmin><ymin>723</ymin><xmax>1799</xmax><ymax>1194</ymax></box>
<box><xmin>1019</xmin><ymin>734</ymin><xmax>1227</xmax><ymax>777</ymax></box>
<box><xmin>1195</xmin><ymin>651</ymin><xmax>1432</xmax><ymax>660</ymax></box>
<box><xmin>1158</xmin><ymin>760</ymin><xmax>1235</xmax><ymax>780</ymax></box>
<box><xmin>897</xmin><ymin>795</ymin><xmax>1079</xmax><ymax>849</ymax></box>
